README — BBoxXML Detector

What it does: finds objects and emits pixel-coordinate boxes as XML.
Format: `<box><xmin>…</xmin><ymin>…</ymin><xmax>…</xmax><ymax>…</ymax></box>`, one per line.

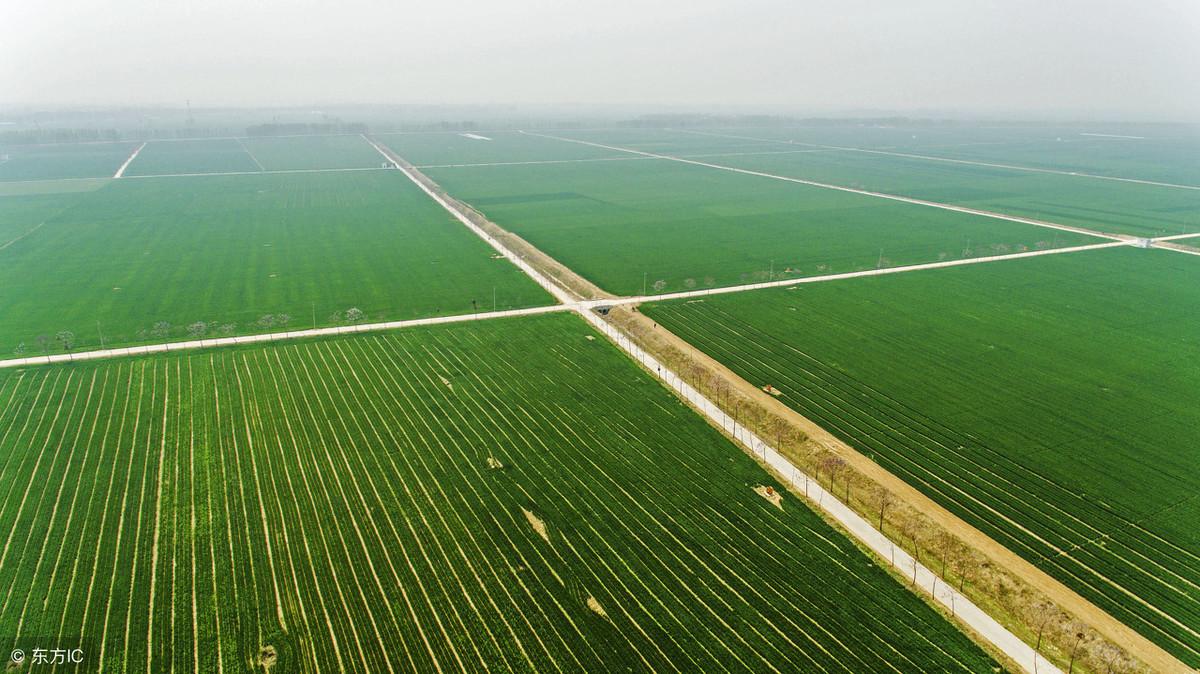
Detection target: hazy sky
<box><xmin>6</xmin><ymin>0</ymin><xmax>1199</xmax><ymax>120</ymax></box>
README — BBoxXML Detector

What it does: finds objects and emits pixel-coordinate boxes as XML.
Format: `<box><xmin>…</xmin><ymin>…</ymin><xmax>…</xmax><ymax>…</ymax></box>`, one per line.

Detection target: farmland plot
<box><xmin>122</xmin><ymin>139</ymin><xmax>261</xmax><ymax>176</ymax></box>
<box><xmin>0</xmin><ymin>171</ymin><xmax>552</xmax><ymax>353</ymax></box>
<box><xmin>0</xmin><ymin>142</ymin><xmax>138</xmax><ymax>182</ymax></box>
<box><xmin>643</xmin><ymin>246</ymin><xmax>1200</xmax><ymax>665</ymax></box>
<box><xmin>858</xmin><ymin>132</ymin><xmax>1200</xmax><ymax>187</ymax></box>
<box><xmin>682</xmin><ymin>142</ymin><xmax>1200</xmax><ymax>238</ymax></box>
<box><xmin>681</xmin><ymin>123</ymin><xmax>1198</xmax><ymax>177</ymax></box>
<box><xmin>0</xmin><ymin>192</ymin><xmax>90</xmax><ymax>250</ymax></box>
<box><xmin>0</xmin><ymin>314</ymin><xmax>1000</xmax><ymax>673</ymax></box>
<box><xmin>423</xmin><ymin>157</ymin><xmax>1098</xmax><ymax>296</ymax></box>
<box><xmin>240</xmin><ymin>135</ymin><xmax>385</xmax><ymax>171</ymax></box>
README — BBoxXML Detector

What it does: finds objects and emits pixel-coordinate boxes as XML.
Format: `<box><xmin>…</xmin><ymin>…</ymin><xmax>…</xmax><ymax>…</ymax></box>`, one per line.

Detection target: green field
<box><xmin>378</xmin><ymin>132</ymin><xmax>630</xmax><ymax>166</ymax></box>
<box><xmin>643</xmin><ymin>246</ymin><xmax>1200</xmax><ymax>665</ymax></box>
<box><xmin>544</xmin><ymin>128</ymin><xmax>1200</xmax><ymax>239</ymax></box>
<box><xmin>0</xmin><ymin>171</ymin><xmax>552</xmax><ymax>353</ymax></box>
<box><xmin>124</xmin><ymin>139</ymin><xmax>262</xmax><ymax>176</ymax></box>
<box><xmin>0</xmin><ymin>192</ymin><xmax>89</xmax><ymax>250</ymax></box>
<box><xmin>705</xmin><ymin>125</ymin><xmax>1200</xmax><ymax>186</ymax></box>
<box><xmin>240</xmin><ymin>135</ymin><xmax>385</xmax><ymax>171</ymax></box>
<box><xmin>679</xmin><ymin>143</ymin><xmax>1200</xmax><ymax>238</ymax></box>
<box><xmin>423</xmin><ymin>156</ymin><xmax>1098</xmax><ymax>296</ymax></box>
<box><xmin>0</xmin><ymin>315</ymin><xmax>999</xmax><ymax>673</ymax></box>
<box><xmin>0</xmin><ymin>142</ymin><xmax>138</xmax><ymax>182</ymax></box>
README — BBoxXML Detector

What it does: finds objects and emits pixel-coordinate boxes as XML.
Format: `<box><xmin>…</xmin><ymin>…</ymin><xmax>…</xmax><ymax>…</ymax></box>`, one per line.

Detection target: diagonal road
<box><xmin>367</xmin><ymin>134</ymin><xmax>1066</xmax><ymax>674</ymax></box>
<box><xmin>675</xmin><ymin>128</ymin><xmax>1200</xmax><ymax>192</ymax></box>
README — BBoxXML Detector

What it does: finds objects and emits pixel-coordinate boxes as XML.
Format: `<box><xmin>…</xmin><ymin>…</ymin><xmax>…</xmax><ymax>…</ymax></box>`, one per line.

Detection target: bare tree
<box><xmin>256</xmin><ymin>314</ymin><xmax>277</xmax><ymax>329</ymax></box>
<box><xmin>1095</xmin><ymin>642</ymin><xmax>1129</xmax><ymax>674</ymax></box>
<box><xmin>150</xmin><ymin>321</ymin><xmax>171</xmax><ymax>339</ymax></box>
<box><xmin>821</xmin><ymin>455</ymin><xmax>847</xmax><ymax>492</ymax></box>
<box><xmin>874</xmin><ymin>488</ymin><xmax>896</xmax><ymax>530</ymax></box>
<box><xmin>345</xmin><ymin>307</ymin><xmax>365</xmax><ymax>323</ymax></box>
<box><xmin>36</xmin><ymin>335</ymin><xmax>49</xmax><ymax>355</ymax></box>
<box><xmin>187</xmin><ymin>321</ymin><xmax>209</xmax><ymax>338</ymax></box>
<box><xmin>934</xmin><ymin>531</ymin><xmax>956</xmax><ymax>577</ymax></box>
<box><xmin>1065</xmin><ymin>622</ymin><xmax>1091</xmax><ymax>673</ymax></box>
<box><xmin>898</xmin><ymin>517</ymin><xmax>927</xmax><ymax>565</ymax></box>
<box><xmin>55</xmin><ymin>330</ymin><xmax>75</xmax><ymax>352</ymax></box>
<box><xmin>13</xmin><ymin>342</ymin><xmax>25</xmax><ymax>356</ymax></box>
<box><xmin>953</xmin><ymin>555</ymin><xmax>979</xmax><ymax>592</ymax></box>
<box><xmin>1029</xmin><ymin>600</ymin><xmax>1058</xmax><ymax>657</ymax></box>
<box><xmin>652</xmin><ymin>279</ymin><xmax>666</xmax><ymax>292</ymax></box>
<box><xmin>764</xmin><ymin>416</ymin><xmax>787</xmax><ymax>450</ymax></box>
<box><xmin>276</xmin><ymin>313</ymin><xmax>291</xmax><ymax>327</ymax></box>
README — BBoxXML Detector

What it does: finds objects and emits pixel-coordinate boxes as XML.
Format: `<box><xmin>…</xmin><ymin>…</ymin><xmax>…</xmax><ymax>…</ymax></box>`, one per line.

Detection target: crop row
<box><xmin>0</xmin><ymin>314</ymin><xmax>997</xmax><ymax>672</ymax></box>
<box><xmin>643</xmin><ymin>250</ymin><xmax>1200</xmax><ymax>666</ymax></box>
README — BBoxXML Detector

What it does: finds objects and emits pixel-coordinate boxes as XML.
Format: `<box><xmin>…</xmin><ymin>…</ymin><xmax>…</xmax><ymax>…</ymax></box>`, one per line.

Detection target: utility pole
<box><xmin>492</xmin><ymin>287</ymin><xmax>496</xmax><ymax>313</ymax></box>
<box><xmin>97</xmin><ymin>320</ymin><xmax>104</xmax><ymax>348</ymax></box>
<box><xmin>643</xmin><ymin>272</ymin><xmax>647</xmax><ymax>296</ymax></box>
<box><xmin>769</xmin><ymin>259</ymin><xmax>774</xmax><ymax>281</ymax></box>
<box><xmin>312</xmin><ymin>302</ymin><xmax>316</xmax><ymax>330</ymax></box>
<box><xmin>877</xmin><ymin>248</ymin><xmax>884</xmax><ymax>268</ymax></box>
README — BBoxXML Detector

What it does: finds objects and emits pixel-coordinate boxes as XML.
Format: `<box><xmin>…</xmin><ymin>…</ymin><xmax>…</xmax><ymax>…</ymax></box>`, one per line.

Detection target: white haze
<box><xmin>4</xmin><ymin>0</ymin><xmax>1199</xmax><ymax>121</ymax></box>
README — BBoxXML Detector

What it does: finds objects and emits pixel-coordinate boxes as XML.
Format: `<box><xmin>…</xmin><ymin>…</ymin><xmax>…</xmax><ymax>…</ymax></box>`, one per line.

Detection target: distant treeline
<box><xmin>0</xmin><ymin>127</ymin><xmax>126</xmax><ymax>145</ymax></box>
<box><xmin>0</xmin><ymin>122</ymin><xmax>370</xmax><ymax>145</ymax></box>
<box><xmin>617</xmin><ymin>114</ymin><xmax>971</xmax><ymax>128</ymax></box>
<box><xmin>245</xmin><ymin>121</ymin><xmax>368</xmax><ymax>136</ymax></box>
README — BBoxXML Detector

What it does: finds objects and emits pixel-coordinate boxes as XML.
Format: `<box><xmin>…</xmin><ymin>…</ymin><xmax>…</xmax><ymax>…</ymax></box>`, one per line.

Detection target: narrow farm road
<box><xmin>521</xmin><ymin>131</ymin><xmax>1135</xmax><ymax>243</ymax></box>
<box><xmin>0</xmin><ymin>304</ymin><xmax>574</xmax><ymax>370</ymax></box>
<box><xmin>676</xmin><ymin>128</ymin><xmax>1200</xmax><ymax>192</ymax></box>
<box><xmin>595</xmin><ymin>239</ymin><xmax>1134</xmax><ymax>306</ymax></box>
<box><xmin>112</xmin><ymin>142</ymin><xmax>146</xmax><ymax>178</ymax></box>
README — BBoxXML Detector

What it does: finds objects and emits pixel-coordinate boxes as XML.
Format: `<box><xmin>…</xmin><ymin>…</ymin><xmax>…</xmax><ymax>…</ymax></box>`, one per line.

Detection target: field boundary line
<box><xmin>415</xmin><ymin>156</ymin><xmax>654</xmax><ymax>169</ymax></box>
<box><xmin>522</xmin><ymin>131</ymin><xmax>1130</xmax><ymax>242</ymax></box>
<box><xmin>126</xmin><ymin>166</ymin><xmax>390</xmax><ymax>179</ymax></box>
<box><xmin>0</xmin><ymin>304</ymin><xmax>572</xmax><ymax>370</ymax></box>
<box><xmin>112</xmin><ymin>142</ymin><xmax>146</xmax><ymax>178</ymax></box>
<box><xmin>235</xmin><ymin>138</ymin><xmax>266</xmax><ymax>171</ymax></box>
<box><xmin>0</xmin><ymin>220</ymin><xmax>49</xmax><ymax>252</ymax></box>
<box><xmin>412</xmin><ymin>149</ymin><xmax>836</xmax><ymax>170</ymax></box>
<box><xmin>593</xmin><ymin>240</ymin><xmax>1134</xmax><ymax>306</ymax></box>
<box><xmin>676</xmin><ymin>128</ymin><xmax>1200</xmax><ymax>192</ymax></box>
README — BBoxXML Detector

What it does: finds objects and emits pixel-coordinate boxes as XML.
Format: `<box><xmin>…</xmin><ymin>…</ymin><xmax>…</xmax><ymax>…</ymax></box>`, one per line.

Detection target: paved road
<box><xmin>112</xmin><ymin>142</ymin><xmax>146</xmax><ymax>178</ymax></box>
<box><xmin>0</xmin><ymin>304</ymin><xmax>574</xmax><ymax>370</ymax></box>
<box><xmin>596</xmin><ymin>239</ymin><xmax>1134</xmax><ymax>307</ymax></box>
